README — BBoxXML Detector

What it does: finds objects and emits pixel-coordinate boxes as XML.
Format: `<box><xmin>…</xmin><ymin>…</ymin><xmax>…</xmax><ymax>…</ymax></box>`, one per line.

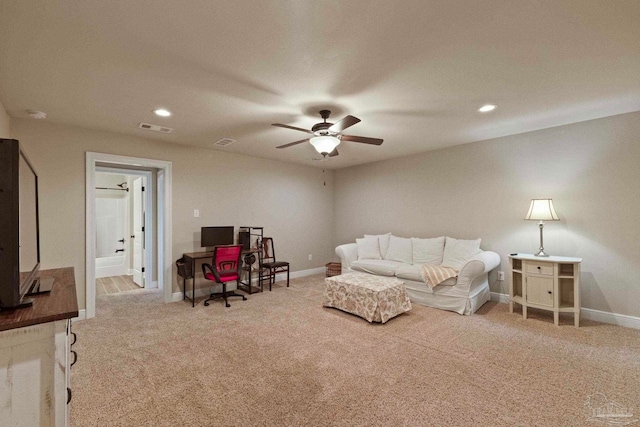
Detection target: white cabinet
<box><xmin>509</xmin><ymin>254</ymin><xmax>582</xmax><ymax>327</ymax></box>
<box><xmin>0</xmin><ymin>319</ymin><xmax>71</xmax><ymax>426</ymax></box>
<box><xmin>0</xmin><ymin>268</ymin><xmax>78</xmax><ymax>427</ymax></box>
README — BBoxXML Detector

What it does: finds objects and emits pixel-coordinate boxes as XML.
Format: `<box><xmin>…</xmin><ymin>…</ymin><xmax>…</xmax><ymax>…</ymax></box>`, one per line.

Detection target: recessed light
<box><xmin>153</xmin><ymin>109</ymin><xmax>172</xmax><ymax>117</ymax></box>
<box><xmin>478</xmin><ymin>104</ymin><xmax>496</xmax><ymax>113</ymax></box>
<box><xmin>27</xmin><ymin>110</ymin><xmax>47</xmax><ymax>119</ymax></box>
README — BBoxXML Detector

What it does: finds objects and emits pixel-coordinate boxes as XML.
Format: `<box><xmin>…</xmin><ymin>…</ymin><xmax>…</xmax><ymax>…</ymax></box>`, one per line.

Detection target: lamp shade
<box><xmin>525</xmin><ymin>199</ymin><xmax>559</xmax><ymax>221</ymax></box>
<box><xmin>310</xmin><ymin>135</ymin><xmax>340</xmax><ymax>154</ymax></box>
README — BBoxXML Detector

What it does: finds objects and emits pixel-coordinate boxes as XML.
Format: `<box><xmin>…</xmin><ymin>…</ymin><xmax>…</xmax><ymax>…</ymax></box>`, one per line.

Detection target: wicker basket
<box><xmin>325</xmin><ymin>262</ymin><xmax>341</xmax><ymax>277</ymax></box>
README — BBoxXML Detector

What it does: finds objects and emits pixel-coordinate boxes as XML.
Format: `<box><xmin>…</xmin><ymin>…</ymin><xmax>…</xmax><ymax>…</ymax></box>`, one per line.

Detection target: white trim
<box><xmin>490</xmin><ymin>292</ymin><xmax>640</xmax><ymax>330</ymax></box>
<box><xmin>86</xmin><ymin>152</ymin><xmax>172</xmax><ymax>319</ymax></box>
<box><xmin>72</xmin><ymin>309</ymin><xmax>87</xmax><ymax>322</ymax></box>
<box><xmin>276</xmin><ymin>266</ymin><xmax>325</xmax><ymax>281</ymax></box>
<box><xmin>490</xmin><ymin>292</ymin><xmax>510</xmax><ymax>304</ymax></box>
<box><xmin>171</xmin><ymin>286</ymin><xmax>210</xmax><ymax>303</ymax></box>
<box><xmin>170</xmin><ymin>267</ymin><xmax>326</xmax><ymax>304</ymax></box>
<box><xmin>581</xmin><ymin>308</ymin><xmax>640</xmax><ymax>330</ymax></box>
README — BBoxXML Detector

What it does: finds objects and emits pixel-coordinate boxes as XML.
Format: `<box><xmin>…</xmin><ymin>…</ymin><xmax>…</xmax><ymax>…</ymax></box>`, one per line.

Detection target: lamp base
<box><xmin>534</xmin><ymin>250</ymin><xmax>550</xmax><ymax>257</ymax></box>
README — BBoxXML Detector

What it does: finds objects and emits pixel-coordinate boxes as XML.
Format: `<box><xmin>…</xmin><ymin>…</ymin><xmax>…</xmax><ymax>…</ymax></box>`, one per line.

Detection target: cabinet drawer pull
<box><xmin>548</xmin><ymin>291</ymin><xmax>552</xmax><ymax>294</ymax></box>
<box><xmin>71</xmin><ymin>332</ymin><xmax>77</xmax><ymax>346</ymax></box>
<box><xmin>67</xmin><ymin>387</ymin><xmax>72</xmax><ymax>404</ymax></box>
<box><xmin>70</xmin><ymin>350</ymin><xmax>78</xmax><ymax>367</ymax></box>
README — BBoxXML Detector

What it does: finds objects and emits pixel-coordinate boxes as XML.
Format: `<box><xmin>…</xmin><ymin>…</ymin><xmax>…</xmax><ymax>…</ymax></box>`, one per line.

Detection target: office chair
<box><xmin>202</xmin><ymin>244</ymin><xmax>247</xmax><ymax>307</ymax></box>
<box><xmin>259</xmin><ymin>237</ymin><xmax>290</xmax><ymax>291</ymax></box>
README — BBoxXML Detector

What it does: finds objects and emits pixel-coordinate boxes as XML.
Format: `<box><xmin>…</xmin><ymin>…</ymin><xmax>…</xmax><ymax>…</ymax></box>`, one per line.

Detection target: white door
<box><xmin>132</xmin><ymin>177</ymin><xmax>145</xmax><ymax>286</ymax></box>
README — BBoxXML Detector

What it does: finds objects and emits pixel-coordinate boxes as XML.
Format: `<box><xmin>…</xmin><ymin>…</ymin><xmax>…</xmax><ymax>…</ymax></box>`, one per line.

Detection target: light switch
<box><xmin>194</xmin><ymin>209</ymin><xmax>200</xmax><ymax>218</ymax></box>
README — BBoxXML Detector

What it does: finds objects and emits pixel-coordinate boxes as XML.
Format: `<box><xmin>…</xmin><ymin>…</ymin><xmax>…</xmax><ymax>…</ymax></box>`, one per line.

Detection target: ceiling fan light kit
<box><xmin>272</xmin><ymin>109</ymin><xmax>383</xmax><ymax>158</ymax></box>
<box><xmin>310</xmin><ymin>135</ymin><xmax>340</xmax><ymax>155</ymax></box>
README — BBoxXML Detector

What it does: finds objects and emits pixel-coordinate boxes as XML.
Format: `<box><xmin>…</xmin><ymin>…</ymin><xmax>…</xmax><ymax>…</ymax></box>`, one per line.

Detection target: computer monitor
<box><xmin>201</xmin><ymin>226</ymin><xmax>234</xmax><ymax>249</ymax></box>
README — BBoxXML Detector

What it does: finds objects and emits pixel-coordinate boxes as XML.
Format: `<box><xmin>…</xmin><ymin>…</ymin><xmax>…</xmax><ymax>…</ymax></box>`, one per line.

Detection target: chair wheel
<box><xmin>242</xmin><ymin>296</ymin><xmax>247</xmax><ymax>301</ymax></box>
<box><xmin>204</xmin><ymin>301</ymin><xmax>209</xmax><ymax>306</ymax></box>
<box><xmin>225</xmin><ymin>303</ymin><xmax>231</xmax><ymax>308</ymax></box>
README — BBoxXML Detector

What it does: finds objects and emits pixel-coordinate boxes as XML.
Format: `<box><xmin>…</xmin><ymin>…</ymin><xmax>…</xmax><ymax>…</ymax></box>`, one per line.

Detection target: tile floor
<box><xmin>96</xmin><ymin>275</ymin><xmax>142</xmax><ymax>296</ymax></box>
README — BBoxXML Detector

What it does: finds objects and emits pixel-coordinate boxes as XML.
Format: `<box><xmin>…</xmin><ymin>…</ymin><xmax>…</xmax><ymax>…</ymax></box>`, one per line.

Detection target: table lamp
<box><xmin>525</xmin><ymin>198</ymin><xmax>559</xmax><ymax>257</ymax></box>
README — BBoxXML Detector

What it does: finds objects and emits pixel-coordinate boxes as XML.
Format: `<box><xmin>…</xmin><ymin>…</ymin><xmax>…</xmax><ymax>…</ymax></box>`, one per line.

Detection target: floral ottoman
<box><xmin>323</xmin><ymin>272</ymin><xmax>411</xmax><ymax>323</ymax></box>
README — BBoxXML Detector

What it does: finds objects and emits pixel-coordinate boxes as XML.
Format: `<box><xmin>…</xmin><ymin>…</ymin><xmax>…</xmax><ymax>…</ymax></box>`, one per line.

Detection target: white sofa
<box><xmin>335</xmin><ymin>235</ymin><xmax>500</xmax><ymax>315</ymax></box>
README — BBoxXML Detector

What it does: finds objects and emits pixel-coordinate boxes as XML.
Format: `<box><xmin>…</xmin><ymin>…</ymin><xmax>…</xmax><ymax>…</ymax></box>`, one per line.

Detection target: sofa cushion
<box><xmin>411</xmin><ymin>236</ymin><xmax>445</xmax><ymax>265</ymax></box>
<box><xmin>442</xmin><ymin>237</ymin><xmax>482</xmax><ymax>270</ymax></box>
<box><xmin>351</xmin><ymin>259</ymin><xmax>405</xmax><ymax>277</ymax></box>
<box><xmin>395</xmin><ymin>264</ymin><xmax>457</xmax><ymax>286</ymax></box>
<box><xmin>364</xmin><ymin>233</ymin><xmax>392</xmax><ymax>258</ymax></box>
<box><xmin>356</xmin><ymin>236</ymin><xmax>381</xmax><ymax>260</ymax></box>
<box><xmin>384</xmin><ymin>236</ymin><xmax>413</xmax><ymax>264</ymax></box>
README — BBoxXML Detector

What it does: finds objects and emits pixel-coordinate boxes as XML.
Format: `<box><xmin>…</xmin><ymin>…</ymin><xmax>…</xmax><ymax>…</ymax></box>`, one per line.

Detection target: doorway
<box><xmin>94</xmin><ymin>169</ymin><xmax>151</xmax><ymax>295</ymax></box>
<box><xmin>86</xmin><ymin>153</ymin><xmax>172</xmax><ymax>319</ymax></box>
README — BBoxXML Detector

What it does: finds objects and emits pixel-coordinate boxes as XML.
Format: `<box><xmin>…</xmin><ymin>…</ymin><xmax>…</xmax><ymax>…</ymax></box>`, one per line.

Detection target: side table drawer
<box><xmin>525</xmin><ymin>261</ymin><xmax>554</xmax><ymax>276</ymax></box>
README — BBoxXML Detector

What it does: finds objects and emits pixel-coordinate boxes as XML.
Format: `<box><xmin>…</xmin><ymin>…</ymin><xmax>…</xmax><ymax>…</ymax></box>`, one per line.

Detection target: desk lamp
<box><xmin>525</xmin><ymin>198</ymin><xmax>559</xmax><ymax>257</ymax></box>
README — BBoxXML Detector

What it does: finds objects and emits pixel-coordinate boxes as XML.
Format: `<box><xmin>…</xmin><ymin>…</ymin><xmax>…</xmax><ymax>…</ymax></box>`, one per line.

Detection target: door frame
<box><xmin>95</xmin><ymin>167</ymin><xmax>153</xmax><ymax>288</ymax></box>
<box><xmin>86</xmin><ymin>152</ymin><xmax>172</xmax><ymax>319</ymax></box>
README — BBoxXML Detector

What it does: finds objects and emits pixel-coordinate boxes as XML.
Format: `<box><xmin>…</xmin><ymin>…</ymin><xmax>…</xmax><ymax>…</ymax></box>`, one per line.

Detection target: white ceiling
<box><xmin>1</xmin><ymin>1</ymin><xmax>639</xmax><ymax>169</ymax></box>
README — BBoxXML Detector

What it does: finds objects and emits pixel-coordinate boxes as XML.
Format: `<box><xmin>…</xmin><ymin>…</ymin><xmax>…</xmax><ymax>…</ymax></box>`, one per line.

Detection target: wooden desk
<box><xmin>182</xmin><ymin>248</ymin><xmax>261</xmax><ymax>307</ymax></box>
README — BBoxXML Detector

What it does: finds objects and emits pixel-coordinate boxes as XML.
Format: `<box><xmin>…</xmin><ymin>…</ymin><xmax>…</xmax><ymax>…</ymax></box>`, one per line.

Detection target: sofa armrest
<box><xmin>457</xmin><ymin>251</ymin><xmax>501</xmax><ymax>288</ymax></box>
<box><xmin>336</xmin><ymin>243</ymin><xmax>358</xmax><ymax>270</ymax></box>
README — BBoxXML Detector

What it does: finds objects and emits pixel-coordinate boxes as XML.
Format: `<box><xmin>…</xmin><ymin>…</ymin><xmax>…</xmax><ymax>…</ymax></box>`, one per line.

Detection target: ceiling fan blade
<box><xmin>341</xmin><ymin>134</ymin><xmax>384</xmax><ymax>145</ymax></box>
<box><xmin>328</xmin><ymin>148</ymin><xmax>339</xmax><ymax>157</ymax></box>
<box><xmin>272</xmin><ymin>123</ymin><xmax>313</xmax><ymax>134</ymax></box>
<box><xmin>276</xmin><ymin>138</ymin><xmax>310</xmax><ymax>149</ymax></box>
<box><xmin>329</xmin><ymin>115</ymin><xmax>361</xmax><ymax>132</ymax></box>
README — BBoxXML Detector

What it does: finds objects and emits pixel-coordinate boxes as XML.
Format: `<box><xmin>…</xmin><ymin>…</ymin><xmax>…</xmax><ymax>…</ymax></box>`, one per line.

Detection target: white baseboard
<box><xmin>490</xmin><ymin>292</ymin><xmax>640</xmax><ymax>330</ymax></box>
<box><xmin>279</xmin><ymin>266</ymin><xmax>325</xmax><ymax>280</ymax></box>
<box><xmin>171</xmin><ymin>286</ymin><xmax>211</xmax><ymax>303</ymax></box>
<box><xmin>72</xmin><ymin>309</ymin><xmax>87</xmax><ymax>322</ymax></box>
<box><xmin>581</xmin><ymin>308</ymin><xmax>640</xmax><ymax>330</ymax></box>
<box><xmin>170</xmin><ymin>266</ymin><xmax>326</xmax><ymax>303</ymax></box>
<box><xmin>490</xmin><ymin>292</ymin><xmax>510</xmax><ymax>304</ymax></box>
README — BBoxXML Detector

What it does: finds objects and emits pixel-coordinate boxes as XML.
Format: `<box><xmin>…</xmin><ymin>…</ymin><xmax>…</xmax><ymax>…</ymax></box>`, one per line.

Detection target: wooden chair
<box><xmin>259</xmin><ymin>237</ymin><xmax>290</xmax><ymax>291</ymax></box>
<box><xmin>202</xmin><ymin>245</ymin><xmax>247</xmax><ymax>307</ymax></box>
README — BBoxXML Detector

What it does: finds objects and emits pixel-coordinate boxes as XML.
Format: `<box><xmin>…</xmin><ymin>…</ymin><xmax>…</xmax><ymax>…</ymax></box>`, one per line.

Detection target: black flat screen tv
<box><xmin>201</xmin><ymin>226</ymin><xmax>234</xmax><ymax>249</ymax></box>
<box><xmin>0</xmin><ymin>138</ymin><xmax>43</xmax><ymax>310</ymax></box>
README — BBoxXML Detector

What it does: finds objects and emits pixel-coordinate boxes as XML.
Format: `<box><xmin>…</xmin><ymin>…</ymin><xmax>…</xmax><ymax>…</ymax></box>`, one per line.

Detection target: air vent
<box><xmin>213</xmin><ymin>138</ymin><xmax>236</xmax><ymax>147</ymax></box>
<box><xmin>138</xmin><ymin>122</ymin><xmax>173</xmax><ymax>133</ymax></box>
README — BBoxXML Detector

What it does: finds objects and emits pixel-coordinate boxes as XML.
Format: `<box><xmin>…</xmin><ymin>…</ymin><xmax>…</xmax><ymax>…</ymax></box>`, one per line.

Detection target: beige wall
<box><xmin>334</xmin><ymin>111</ymin><xmax>640</xmax><ymax>318</ymax></box>
<box><xmin>0</xmin><ymin>100</ymin><xmax>10</xmax><ymax>137</ymax></box>
<box><xmin>9</xmin><ymin>111</ymin><xmax>640</xmax><ymax>318</ymax></box>
<box><xmin>11</xmin><ymin>119</ymin><xmax>335</xmax><ymax>309</ymax></box>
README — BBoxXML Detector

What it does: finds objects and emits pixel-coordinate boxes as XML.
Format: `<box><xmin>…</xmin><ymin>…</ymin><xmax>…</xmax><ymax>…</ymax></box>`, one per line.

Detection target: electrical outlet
<box><xmin>193</xmin><ymin>209</ymin><xmax>200</xmax><ymax>218</ymax></box>
<box><xmin>497</xmin><ymin>271</ymin><xmax>505</xmax><ymax>281</ymax></box>
<box><xmin>308</xmin><ymin>254</ymin><xmax>312</xmax><ymax>261</ymax></box>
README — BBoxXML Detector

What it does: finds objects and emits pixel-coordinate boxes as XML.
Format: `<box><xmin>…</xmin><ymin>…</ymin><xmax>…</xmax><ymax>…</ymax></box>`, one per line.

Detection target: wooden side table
<box><xmin>509</xmin><ymin>254</ymin><xmax>582</xmax><ymax>327</ymax></box>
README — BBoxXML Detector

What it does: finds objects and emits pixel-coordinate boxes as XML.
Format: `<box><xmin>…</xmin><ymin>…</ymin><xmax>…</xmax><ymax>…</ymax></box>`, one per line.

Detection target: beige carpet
<box><xmin>71</xmin><ymin>274</ymin><xmax>640</xmax><ymax>426</ymax></box>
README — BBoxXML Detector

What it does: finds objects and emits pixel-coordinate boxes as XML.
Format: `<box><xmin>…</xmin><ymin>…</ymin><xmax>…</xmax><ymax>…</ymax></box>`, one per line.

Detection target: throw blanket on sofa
<box><xmin>420</xmin><ymin>264</ymin><xmax>458</xmax><ymax>289</ymax></box>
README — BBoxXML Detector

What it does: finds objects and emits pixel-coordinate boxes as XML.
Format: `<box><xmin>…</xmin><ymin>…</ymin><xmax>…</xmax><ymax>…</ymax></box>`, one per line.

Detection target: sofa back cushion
<box><xmin>364</xmin><ymin>233</ymin><xmax>392</xmax><ymax>258</ymax></box>
<box><xmin>441</xmin><ymin>237</ymin><xmax>482</xmax><ymax>270</ymax></box>
<box><xmin>411</xmin><ymin>236</ymin><xmax>445</xmax><ymax>265</ymax></box>
<box><xmin>356</xmin><ymin>236</ymin><xmax>381</xmax><ymax>260</ymax></box>
<box><xmin>384</xmin><ymin>236</ymin><xmax>413</xmax><ymax>264</ymax></box>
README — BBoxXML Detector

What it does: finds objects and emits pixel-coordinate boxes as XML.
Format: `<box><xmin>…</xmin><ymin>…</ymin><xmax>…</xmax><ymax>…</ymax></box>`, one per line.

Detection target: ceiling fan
<box><xmin>272</xmin><ymin>110</ymin><xmax>383</xmax><ymax>157</ymax></box>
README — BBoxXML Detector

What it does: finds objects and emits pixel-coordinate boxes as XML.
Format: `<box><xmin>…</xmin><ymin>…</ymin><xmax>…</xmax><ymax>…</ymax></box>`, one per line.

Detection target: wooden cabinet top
<box><xmin>0</xmin><ymin>267</ymin><xmax>78</xmax><ymax>332</ymax></box>
<box><xmin>509</xmin><ymin>253</ymin><xmax>582</xmax><ymax>263</ymax></box>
